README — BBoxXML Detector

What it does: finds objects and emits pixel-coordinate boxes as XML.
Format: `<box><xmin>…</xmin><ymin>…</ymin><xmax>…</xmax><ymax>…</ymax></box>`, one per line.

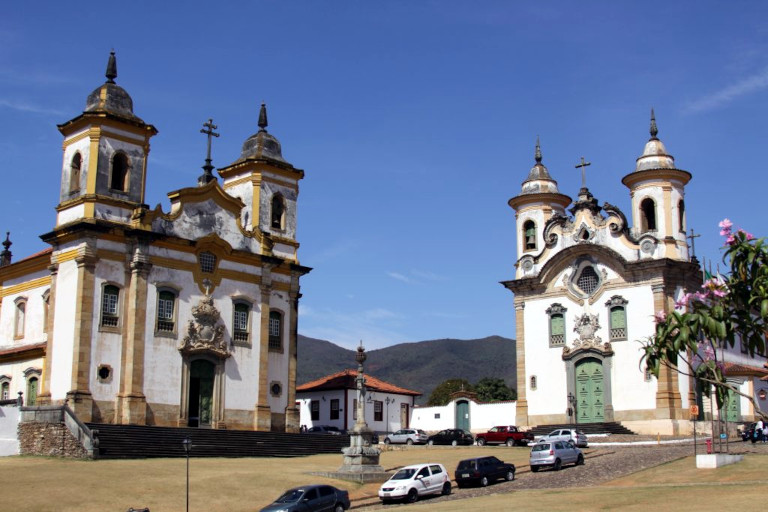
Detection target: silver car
<box><xmin>537</xmin><ymin>428</ymin><xmax>588</xmax><ymax>448</ymax></box>
<box><xmin>383</xmin><ymin>428</ymin><xmax>428</xmax><ymax>445</ymax></box>
<box><xmin>529</xmin><ymin>440</ymin><xmax>584</xmax><ymax>471</ymax></box>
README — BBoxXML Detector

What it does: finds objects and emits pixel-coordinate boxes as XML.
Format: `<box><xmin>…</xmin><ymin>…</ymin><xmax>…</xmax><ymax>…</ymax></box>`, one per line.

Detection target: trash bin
<box><xmin>705</xmin><ymin>438</ymin><xmax>712</xmax><ymax>454</ymax></box>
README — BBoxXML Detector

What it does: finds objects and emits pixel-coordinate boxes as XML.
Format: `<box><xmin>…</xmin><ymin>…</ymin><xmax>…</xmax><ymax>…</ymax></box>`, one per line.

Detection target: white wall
<box><xmin>410</xmin><ymin>399</ymin><xmax>517</xmax><ymax>433</ymax></box>
<box><xmin>0</xmin><ymin>406</ymin><xmax>20</xmax><ymax>456</ymax></box>
<box><xmin>297</xmin><ymin>389</ymin><xmax>416</xmax><ymax>433</ymax></box>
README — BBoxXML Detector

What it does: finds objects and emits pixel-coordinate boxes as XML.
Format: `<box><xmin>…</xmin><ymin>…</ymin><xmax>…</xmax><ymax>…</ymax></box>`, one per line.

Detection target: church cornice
<box><xmin>58</xmin><ymin>111</ymin><xmax>157</xmax><ymax>138</ymax></box>
<box><xmin>217</xmin><ymin>158</ymin><xmax>305</xmax><ymax>181</ymax></box>
<box><xmin>621</xmin><ymin>167</ymin><xmax>691</xmax><ymax>188</ymax></box>
<box><xmin>56</xmin><ymin>194</ymin><xmax>143</xmax><ymax>214</ymax></box>
<box><xmin>508</xmin><ymin>192</ymin><xmax>572</xmax><ymax>211</ymax></box>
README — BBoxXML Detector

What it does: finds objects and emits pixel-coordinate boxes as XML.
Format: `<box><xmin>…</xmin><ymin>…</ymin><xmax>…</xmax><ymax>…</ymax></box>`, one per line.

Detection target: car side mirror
<box><xmin>415</xmin><ymin>475</ymin><xmax>423</xmax><ymax>480</ymax></box>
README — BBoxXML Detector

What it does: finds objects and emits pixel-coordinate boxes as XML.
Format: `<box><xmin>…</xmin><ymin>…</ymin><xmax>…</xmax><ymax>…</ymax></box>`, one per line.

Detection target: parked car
<box><xmin>384</xmin><ymin>428</ymin><xmax>429</xmax><ymax>445</ymax></box>
<box><xmin>475</xmin><ymin>425</ymin><xmax>535</xmax><ymax>447</ymax></box>
<box><xmin>426</xmin><ymin>429</ymin><xmax>474</xmax><ymax>446</ymax></box>
<box><xmin>536</xmin><ymin>428</ymin><xmax>588</xmax><ymax>448</ymax></box>
<box><xmin>454</xmin><ymin>456</ymin><xmax>515</xmax><ymax>488</ymax></box>
<box><xmin>740</xmin><ymin>422</ymin><xmax>764</xmax><ymax>443</ymax></box>
<box><xmin>305</xmin><ymin>425</ymin><xmax>346</xmax><ymax>436</ymax></box>
<box><xmin>259</xmin><ymin>484</ymin><xmax>350</xmax><ymax>512</ymax></box>
<box><xmin>529</xmin><ymin>440</ymin><xmax>584</xmax><ymax>472</ymax></box>
<box><xmin>378</xmin><ymin>463</ymin><xmax>451</xmax><ymax>503</ymax></box>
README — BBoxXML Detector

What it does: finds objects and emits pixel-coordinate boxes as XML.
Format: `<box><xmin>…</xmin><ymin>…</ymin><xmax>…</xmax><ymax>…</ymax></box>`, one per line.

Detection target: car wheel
<box><xmin>531</xmin><ymin>465</ymin><xmax>540</xmax><ymax>473</ymax></box>
<box><xmin>477</xmin><ymin>438</ymin><xmax>486</xmax><ymax>446</ymax></box>
<box><xmin>553</xmin><ymin>459</ymin><xmax>562</xmax><ymax>471</ymax></box>
<box><xmin>406</xmin><ymin>439</ymin><xmax>413</xmax><ymax>445</ymax></box>
<box><xmin>451</xmin><ymin>440</ymin><xmax>458</xmax><ymax>446</ymax></box>
<box><xmin>406</xmin><ymin>489</ymin><xmax>418</xmax><ymax>503</ymax></box>
<box><xmin>505</xmin><ymin>469</ymin><xmax>515</xmax><ymax>481</ymax></box>
<box><xmin>576</xmin><ymin>454</ymin><xmax>584</xmax><ymax>466</ymax></box>
<box><xmin>480</xmin><ymin>476</ymin><xmax>489</xmax><ymax>487</ymax></box>
<box><xmin>334</xmin><ymin>504</ymin><xmax>345</xmax><ymax>512</ymax></box>
<box><xmin>506</xmin><ymin>438</ymin><xmax>515</xmax><ymax>447</ymax></box>
<box><xmin>428</xmin><ymin>439</ymin><xmax>434</xmax><ymax>446</ymax></box>
<box><xmin>442</xmin><ymin>482</ymin><xmax>451</xmax><ymax>495</ymax></box>
<box><xmin>384</xmin><ymin>438</ymin><xmax>390</xmax><ymax>445</ymax></box>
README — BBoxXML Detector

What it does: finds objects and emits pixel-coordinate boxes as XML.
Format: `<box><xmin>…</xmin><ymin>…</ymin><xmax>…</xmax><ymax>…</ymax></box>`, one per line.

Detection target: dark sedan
<box><xmin>426</xmin><ymin>428</ymin><xmax>474</xmax><ymax>446</ymax></box>
<box><xmin>259</xmin><ymin>484</ymin><xmax>350</xmax><ymax>512</ymax></box>
<box><xmin>455</xmin><ymin>456</ymin><xmax>515</xmax><ymax>487</ymax></box>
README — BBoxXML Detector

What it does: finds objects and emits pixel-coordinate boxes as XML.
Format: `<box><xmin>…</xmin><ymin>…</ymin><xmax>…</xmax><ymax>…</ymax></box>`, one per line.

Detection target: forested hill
<box><xmin>297</xmin><ymin>335</ymin><xmax>517</xmax><ymax>405</ymax></box>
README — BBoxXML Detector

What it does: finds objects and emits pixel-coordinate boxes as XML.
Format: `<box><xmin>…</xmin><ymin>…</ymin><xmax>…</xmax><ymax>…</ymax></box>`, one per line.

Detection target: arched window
<box><xmin>530</xmin><ymin>375</ymin><xmax>537</xmax><ymax>390</ymax></box>
<box><xmin>606</xmin><ymin>295</ymin><xmax>629</xmax><ymax>341</ymax></box>
<box><xmin>232</xmin><ymin>301</ymin><xmax>251</xmax><ymax>344</ymax></box>
<box><xmin>678</xmin><ymin>200</ymin><xmax>685</xmax><ymax>232</ymax></box>
<box><xmin>25</xmin><ymin>372</ymin><xmax>40</xmax><ymax>406</ymax></box>
<box><xmin>69</xmin><ymin>152</ymin><xmax>82</xmax><ymax>193</ymax></box>
<box><xmin>546</xmin><ymin>303</ymin><xmax>567</xmax><ymax>346</ymax></box>
<box><xmin>100</xmin><ymin>284</ymin><xmax>120</xmax><ymax>327</ymax></box>
<box><xmin>1</xmin><ymin>381</ymin><xmax>9</xmax><ymax>400</ymax></box>
<box><xmin>269</xmin><ymin>310</ymin><xmax>283</xmax><ymax>351</ymax></box>
<box><xmin>156</xmin><ymin>289</ymin><xmax>177</xmax><ymax>333</ymax></box>
<box><xmin>523</xmin><ymin>220</ymin><xmax>536</xmax><ymax>251</ymax></box>
<box><xmin>271</xmin><ymin>194</ymin><xmax>285</xmax><ymax>230</ymax></box>
<box><xmin>14</xmin><ymin>298</ymin><xmax>26</xmax><ymax>339</ymax></box>
<box><xmin>110</xmin><ymin>152</ymin><xmax>129</xmax><ymax>192</ymax></box>
<box><xmin>640</xmin><ymin>197</ymin><xmax>657</xmax><ymax>232</ymax></box>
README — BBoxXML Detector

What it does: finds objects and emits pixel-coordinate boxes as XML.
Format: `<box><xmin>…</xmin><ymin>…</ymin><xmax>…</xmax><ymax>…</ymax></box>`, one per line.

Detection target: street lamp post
<box><xmin>567</xmin><ymin>393</ymin><xmax>577</xmax><ymax>428</ymax></box>
<box><xmin>182</xmin><ymin>436</ymin><xmax>192</xmax><ymax>512</ymax></box>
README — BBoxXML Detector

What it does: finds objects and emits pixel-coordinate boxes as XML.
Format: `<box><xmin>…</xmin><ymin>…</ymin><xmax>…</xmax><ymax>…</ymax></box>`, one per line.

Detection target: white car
<box><xmin>536</xmin><ymin>428</ymin><xmax>588</xmax><ymax>448</ymax></box>
<box><xmin>378</xmin><ymin>463</ymin><xmax>451</xmax><ymax>503</ymax></box>
<box><xmin>383</xmin><ymin>429</ymin><xmax>429</xmax><ymax>445</ymax></box>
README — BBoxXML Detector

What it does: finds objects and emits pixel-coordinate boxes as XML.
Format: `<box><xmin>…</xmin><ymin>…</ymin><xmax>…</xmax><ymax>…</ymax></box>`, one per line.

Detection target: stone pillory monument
<box><xmin>0</xmin><ymin>52</ymin><xmax>310</xmax><ymax>435</ymax></box>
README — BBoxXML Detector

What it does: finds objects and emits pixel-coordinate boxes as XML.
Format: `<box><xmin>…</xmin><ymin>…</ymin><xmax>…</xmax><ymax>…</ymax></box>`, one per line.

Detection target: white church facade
<box><xmin>0</xmin><ymin>53</ymin><xmax>309</xmax><ymax>432</ymax></box>
<box><xmin>504</xmin><ymin>115</ymin><xmax>766</xmax><ymax>435</ymax></box>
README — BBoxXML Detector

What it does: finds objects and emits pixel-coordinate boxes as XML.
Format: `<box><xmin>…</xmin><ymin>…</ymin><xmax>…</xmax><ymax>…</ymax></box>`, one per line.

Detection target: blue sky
<box><xmin>2</xmin><ymin>1</ymin><xmax>767</xmax><ymax>350</ymax></box>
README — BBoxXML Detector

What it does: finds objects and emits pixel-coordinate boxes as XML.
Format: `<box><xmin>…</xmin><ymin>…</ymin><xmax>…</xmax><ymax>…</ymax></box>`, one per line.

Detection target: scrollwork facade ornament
<box><xmin>179</xmin><ymin>295</ymin><xmax>230</xmax><ymax>359</ymax></box>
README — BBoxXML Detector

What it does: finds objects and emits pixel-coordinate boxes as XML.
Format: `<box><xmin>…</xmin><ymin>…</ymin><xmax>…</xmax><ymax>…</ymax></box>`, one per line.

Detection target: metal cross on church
<box><xmin>575</xmin><ymin>156</ymin><xmax>591</xmax><ymax>188</ymax></box>
<box><xmin>198</xmin><ymin>118</ymin><xmax>220</xmax><ymax>185</ymax></box>
<box><xmin>687</xmin><ymin>228</ymin><xmax>701</xmax><ymax>259</ymax></box>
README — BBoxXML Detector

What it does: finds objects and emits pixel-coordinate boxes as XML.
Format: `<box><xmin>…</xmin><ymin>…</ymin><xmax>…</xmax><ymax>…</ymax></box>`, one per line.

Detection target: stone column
<box><xmin>67</xmin><ymin>252</ymin><xmax>96</xmax><ymax>421</ymax></box>
<box><xmin>652</xmin><ymin>283</ymin><xmax>682</xmax><ymax>420</ymax></box>
<box><xmin>514</xmin><ymin>301</ymin><xmax>528</xmax><ymax>426</ymax></box>
<box><xmin>284</xmin><ymin>282</ymin><xmax>301</xmax><ymax>432</ymax></box>
<box><xmin>116</xmin><ymin>254</ymin><xmax>150</xmax><ymax>425</ymax></box>
<box><xmin>253</xmin><ymin>268</ymin><xmax>273</xmax><ymax>431</ymax></box>
<box><xmin>37</xmin><ymin>263</ymin><xmax>58</xmax><ymax>405</ymax></box>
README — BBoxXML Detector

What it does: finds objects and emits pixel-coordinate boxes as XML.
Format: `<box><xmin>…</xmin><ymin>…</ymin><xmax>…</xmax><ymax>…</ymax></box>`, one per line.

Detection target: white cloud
<box><xmin>410</xmin><ymin>269</ymin><xmax>447</xmax><ymax>281</ymax></box>
<box><xmin>387</xmin><ymin>272</ymin><xmax>411</xmax><ymax>283</ymax></box>
<box><xmin>683</xmin><ymin>67</ymin><xmax>768</xmax><ymax>114</ymax></box>
<box><xmin>0</xmin><ymin>99</ymin><xmax>66</xmax><ymax>116</ymax></box>
<box><xmin>299</xmin><ymin>306</ymin><xmax>406</xmax><ymax>350</ymax></box>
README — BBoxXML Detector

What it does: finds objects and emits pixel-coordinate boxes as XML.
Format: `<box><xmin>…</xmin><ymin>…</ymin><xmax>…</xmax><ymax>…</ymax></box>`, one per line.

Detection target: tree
<box><xmin>427</xmin><ymin>379</ymin><xmax>473</xmax><ymax>406</ymax></box>
<box><xmin>642</xmin><ymin>219</ymin><xmax>768</xmax><ymax>419</ymax></box>
<box><xmin>474</xmin><ymin>377</ymin><xmax>517</xmax><ymax>402</ymax></box>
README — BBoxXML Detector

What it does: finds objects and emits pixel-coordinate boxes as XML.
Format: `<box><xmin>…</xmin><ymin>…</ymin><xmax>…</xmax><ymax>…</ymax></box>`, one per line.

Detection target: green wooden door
<box><xmin>189</xmin><ymin>360</ymin><xmax>215</xmax><ymax>427</ymax></box>
<box><xmin>576</xmin><ymin>359</ymin><xmax>604</xmax><ymax>423</ymax></box>
<box><xmin>455</xmin><ymin>400</ymin><xmax>470</xmax><ymax>431</ymax></box>
<box><xmin>726</xmin><ymin>389</ymin><xmax>739</xmax><ymax>422</ymax></box>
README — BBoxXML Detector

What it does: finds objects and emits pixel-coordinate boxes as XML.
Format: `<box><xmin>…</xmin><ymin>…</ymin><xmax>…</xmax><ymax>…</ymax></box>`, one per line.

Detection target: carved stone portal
<box><xmin>571</xmin><ymin>313</ymin><xmax>604</xmax><ymax>350</ymax></box>
<box><xmin>179</xmin><ymin>295</ymin><xmax>230</xmax><ymax>360</ymax></box>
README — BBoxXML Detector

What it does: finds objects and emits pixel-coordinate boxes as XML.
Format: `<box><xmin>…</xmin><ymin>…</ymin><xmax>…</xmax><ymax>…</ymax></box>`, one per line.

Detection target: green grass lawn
<box><xmin>1</xmin><ymin>447</ymin><xmax>763</xmax><ymax>511</ymax></box>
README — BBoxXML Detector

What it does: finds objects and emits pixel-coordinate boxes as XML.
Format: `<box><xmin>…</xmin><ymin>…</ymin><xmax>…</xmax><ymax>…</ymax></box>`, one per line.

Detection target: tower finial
<box><xmin>649</xmin><ymin>108</ymin><xmax>658</xmax><ymax>140</ymax></box>
<box><xmin>0</xmin><ymin>232</ymin><xmax>12</xmax><ymax>267</ymax></box>
<box><xmin>535</xmin><ymin>136</ymin><xmax>542</xmax><ymax>164</ymax></box>
<box><xmin>258</xmin><ymin>102</ymin><xmax>268</xmax><ymax>132</ymax></box>
<box><xmin>105</xmin><ymin>50</ymin><xmax>117</xmax><ymax>84</ymax></box>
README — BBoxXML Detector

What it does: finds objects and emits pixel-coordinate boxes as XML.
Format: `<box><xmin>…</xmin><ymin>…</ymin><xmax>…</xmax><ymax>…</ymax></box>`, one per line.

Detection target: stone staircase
<box><xmin>87</xmin><ymin>423</ymin><xmax>350</xmax><ymax>459</ymax></box>
<box><xmin>528</xmin><ymin>422</ymin><xmax>636</xmax><ymax>436</ymax></box>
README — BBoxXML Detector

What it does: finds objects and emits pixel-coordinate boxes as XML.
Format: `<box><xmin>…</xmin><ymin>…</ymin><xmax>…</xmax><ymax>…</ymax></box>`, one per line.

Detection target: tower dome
<box><xmin>633</xmin><ymin>109</ymin><xmax>677</xmax><ymax>172</ymax></box>
<box><xmin>520</xmin><ymin>137</ymin><xmax>561</xmax><ymax>195</ymax></box>
<box><xmin>237</xmin><ymin>103</ymin><xmax>287</xmax><ymax>164</ymax></box>
<box><xmin>84</xmin><ymin>51</ymin><xmax>143</xmax><ymax>123</ymax></box>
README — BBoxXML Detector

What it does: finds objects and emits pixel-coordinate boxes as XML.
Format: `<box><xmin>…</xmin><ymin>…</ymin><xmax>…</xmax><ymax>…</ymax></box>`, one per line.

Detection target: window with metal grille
<box><xmin>269</xmin><ymin>311</ymin><xmax>282</xmax><ymax>350</ymax></box>
<box><xmin>577</xmin><ymin>266</ymin><xmax>599</xmax><ymax>295</ymax></box>
<box><xmin>374</xmin><ymin>400</ymin><xmax>383</xmax><ymax>421</ymax></box>
<box><xmin>330</xmin><ymin>399</ymin><xmax>340</xmax><ymax>420</ymax></box>
<box><xmin>311</xmin><ymin>400</ymin><xmax>319</xmax><ymax>421</ymax></box>
<box><xmin>101</xmin><ymin>285</ymin><xmax>119</xmax><ymax>327</ymax></box>
<box><xmin>199</xmin><ymin>252</ymin><xmax>216</xmax><ymax>273</ymax></box>
<box><xmin>609</xmin><ymin>306</ymin><xmax>627</xmax><ymax>340</ymax></box>
<box><xmin>157</xmin><ymin>290</ymin><xmax>176</xmax><ymax>332</ymax></box>
<box><xmin>550</xmin><ymin>313</ymin><xmax>565</xmax><ymax>345</ymax></box>
<box><xmin>233</xmin><ymin>302</ymin><xmax>250</xmax><ymax>342</ymax></box>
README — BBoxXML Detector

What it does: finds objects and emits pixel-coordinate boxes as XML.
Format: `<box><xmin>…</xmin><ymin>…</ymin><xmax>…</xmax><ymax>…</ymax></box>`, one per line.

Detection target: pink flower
<box><xmin>739</xmin><ymin>230</ymin><xmax>755</xmax><ymax>241</ymax></box>
<box><xmin>675</xmin><ymin>294</ymin><xmax>691</xmax><ymax>309</ymax></box>
<box><xmin>702</xmin><ymin>345</ymin><xmax>715</xmax><ymax>361</ymax></box>
<box><xmin>726</xmin><ymin>234</ymin><xmax>736</xmax><ymax>245</ymax></box>
<box><xmin>654</xmin><ymin>310</ymin><xmax>667</xmax><ymax>323</ymax></box>
<box><xmin>712</xmin><ymin>288</ymin><xmax>727</xmax><ymax>298</ymax></box>
<box><xmin>719</xmin><ymin>218</ymin><xmax>733</xmax><ymax>236</ymax></box>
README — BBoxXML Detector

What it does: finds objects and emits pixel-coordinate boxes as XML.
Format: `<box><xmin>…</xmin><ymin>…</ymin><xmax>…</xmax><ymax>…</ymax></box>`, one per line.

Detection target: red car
<box><xmin>475</xmin><ymin>425</ymin><xmax>534</xmax><ymax>447</ymax></box>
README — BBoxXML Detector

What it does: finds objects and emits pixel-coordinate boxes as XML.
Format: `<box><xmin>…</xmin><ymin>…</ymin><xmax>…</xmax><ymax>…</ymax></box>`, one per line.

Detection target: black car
<box><xmin>259</xmin><ymin>484</ymin><xmax>350</xmax><ymax>512</ymax></box>
<box><xmin>305</xmin><ymin>425</ymin><xmax>346</xmax><ymax>435</ymax></box>
<box><xmin>455</xmin><ymin>456</ymin><xmax>516</xmax><ymax>487</ymax></box>
<box><xmin>426</xmin><ymin>428</ymin><xmax>474</xmax><ymax>446</ymax></box>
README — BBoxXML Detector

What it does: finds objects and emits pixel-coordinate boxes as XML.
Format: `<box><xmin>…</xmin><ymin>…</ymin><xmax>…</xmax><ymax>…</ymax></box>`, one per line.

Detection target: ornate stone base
<box><xmin>253</xmin><ymin>404</ymin><xmax>272</xmax><ymax>431</ymax></box>
<box><xmin>332</xmin><ymin>431</ymin><xmax>389</xmax><ymax>482</ymax></box>
<box><xmin>284</xmin><ymin>406</ymin><xmax>300</xmax><ymax>433</ymax></box>
<box><xmin>115</xmin><ymin>393</ymin><xmax>147</xmax><ymax>425</ymax></box>
<box><xmin>66</xmin><ymin>390</ymin><xmax>93</xmax><ymax>423</ymax></box>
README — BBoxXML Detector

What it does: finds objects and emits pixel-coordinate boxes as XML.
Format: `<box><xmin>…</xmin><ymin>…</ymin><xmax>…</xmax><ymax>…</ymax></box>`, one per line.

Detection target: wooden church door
<box><xmin>576</xmin><ymin>359</ymin><xmax>605</xmax><ymax>423</ymax></box>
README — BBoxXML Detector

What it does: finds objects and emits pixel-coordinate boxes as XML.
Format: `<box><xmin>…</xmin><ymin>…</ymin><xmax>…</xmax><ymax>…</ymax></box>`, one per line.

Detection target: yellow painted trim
<box><xmin>0</xmin><ymin>253</ymin><xmax>50</xmax><ymax>282</ymax></box>
<box><xmin>220</xmin><ymin>268</ymin><xmax>261</xmax><ymax>285</ymax></box>
<box><xmin>86</xmin><ymin>129</ymin><xmax>101</xmax><ymax>194</ymax></box>
<box><xmin>53</xmin><ymin>249</ymin><xmax>80</xmax><ymax>264</ymax></box>
<box><xmin>149</xmin><ymin>256</ymin><xmax>196</xmax><ymax>273</ymax></box>
<box><xmin>252</xmin><ymin>175</ymin><xmax>262</xmax><ymax>236</ymax></box>
<box><xmin>57</xmin><ymin>194</ymin><xmax>140</xmax><ymax>213</ymax></box>
<box><xmin>0</xmin><ymin>276</ymin><xmax>51</xmax><ymax>298</ymax></box>
<box><xmin>97</xmin><ymin>250</ymin><xmax>127</xmax><ymax>262</ymax></box>
<box><xmin>61</xmin><ymin>130</ymin><xmax>91</xmax><ymax>149</ymax></box>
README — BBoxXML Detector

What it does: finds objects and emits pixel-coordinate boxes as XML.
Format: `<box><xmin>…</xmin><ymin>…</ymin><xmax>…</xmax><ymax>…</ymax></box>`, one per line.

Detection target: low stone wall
<box><xmin>18</xmin><ymin>422</ymin><xmax>89</xmax><ymax>459</ymax></box>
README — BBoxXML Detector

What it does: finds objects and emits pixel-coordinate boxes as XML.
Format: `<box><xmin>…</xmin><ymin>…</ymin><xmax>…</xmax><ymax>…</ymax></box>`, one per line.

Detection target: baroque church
<box><xmin>504</xmin><ymin>114</ymin><xmax>767</xmax><ymax>435</ymax></box>
<box><xmin>0</xmin><ymin>53</ymin><xmax>309</xmax><ymax>432</ymax></box>
<box><xmin>505</xmin><ymin>115</ymin><xmax>703</xmax><ymax>435</ymax></box>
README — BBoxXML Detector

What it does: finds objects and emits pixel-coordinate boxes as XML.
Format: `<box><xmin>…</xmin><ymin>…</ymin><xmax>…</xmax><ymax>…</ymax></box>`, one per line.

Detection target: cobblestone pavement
<box><xmin>357</xmin><ymin>440</ymin><xmax>768</xmax><ymax>509</ymax></box>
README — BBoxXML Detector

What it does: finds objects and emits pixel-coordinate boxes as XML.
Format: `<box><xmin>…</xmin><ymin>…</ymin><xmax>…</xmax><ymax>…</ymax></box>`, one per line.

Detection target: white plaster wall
<box><xmin>260</xmin><ymin>178</ymin><xmax>298</xmax><ymax>240</ymax></box>
<box><xmin>94</xmin><ymin>203</ymin><xmax>133</xmax><ymax>224</ymax></box>
<box><xmin>411</xmin><ymin>403</ymin><xmax>455</xmax><ymax>431</ymax></box>
<box><xmin>297</xmin><ymin>390</ymin><xmax>346</xmax><ymax>430</ymax></box>
<box><xmin>50</xmin><ymin>259</ymin><xmax>78</xmax><ymax>400</ymax></box>
<box><xmin>60</xmin><ymin>134</ymin><xmax>90</xmax><ymax>198</ymax></box>
<box><xmin>0</xmin><ymin>357</ymin><xmax>44</xmax><ymax>400</ymax></box>
<box><xmin>0</xmin><ymin>271</ymin><xmax>49</xmax><ymax>347</ymax></box>
<box><xmin>90</xmin><ymin>259</ymin><xmax>127</xmax><ymax>401</ymax></box>
<box><xmin>222</xmin><ymin>180</ymin><xmax>254</xmax><ymax>230</ymax></box>
<box><xmin>266</xmin><ymin>291</ymin><xmax>291</xmax><ymax>414</ymax></box>
<box><xmin>467</xmin><ymin>401</ymin><xmax>517</xmax><ymax>431</ymax></box>
<box><xmin>298</xmin><ymin>389</ymin><xmax>415</xmax><ymax>433</ymax></box>
<box><xmin>0</xmin><ymin>406</ymin><xmax>20</xmax><ymax>456</ymax></box>
<box><xmin>57</xmin><ymin>203</ymin><xmax>87</xmax><ymax>226</ymax></box>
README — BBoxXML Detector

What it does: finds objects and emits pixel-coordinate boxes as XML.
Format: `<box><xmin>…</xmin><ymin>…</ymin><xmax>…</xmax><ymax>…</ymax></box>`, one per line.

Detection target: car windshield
<box><xmin>275</xmin><ymin>489</ymin><xmax>303</xmax><ymax>503</ymax></box>
<box><xmin>325</xmin><ymin>426</ymin><xmax>340</xmax><ymax>432</ymax></box>
<box><xmin>457</xmin><ymin>460</ymin><xmax>477</xmax><ymax>470</ymax></box>
<box><xmin>391</xmin><ymin>468</ymin><xmax>417</xmax><ymax>480</ymax></box>
<box><xmin>532</xmin><ymin>443</ymin><xmax>550</xmax><ymax>452</ymax></box>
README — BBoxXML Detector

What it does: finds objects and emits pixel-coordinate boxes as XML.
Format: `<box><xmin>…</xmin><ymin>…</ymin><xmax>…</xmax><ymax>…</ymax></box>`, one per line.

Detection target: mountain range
<box><xmin>297</xmin><ymin>334</ymin><xmax>517</xmax><ymax>405</ymax></box>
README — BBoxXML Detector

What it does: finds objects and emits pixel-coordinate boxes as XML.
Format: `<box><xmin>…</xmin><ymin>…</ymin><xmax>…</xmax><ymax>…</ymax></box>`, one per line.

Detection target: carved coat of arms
<box><xmin>179</xmin><ymin>295</ymin><xmax>230</xmax><ymax>359</ymax></box>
